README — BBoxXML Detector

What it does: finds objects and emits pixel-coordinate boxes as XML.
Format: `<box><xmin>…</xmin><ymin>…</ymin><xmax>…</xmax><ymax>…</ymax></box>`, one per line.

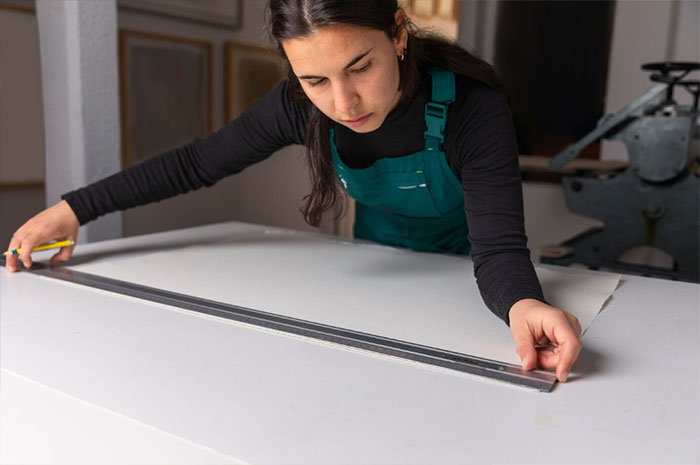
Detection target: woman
<box><xmin>6</xmin><ymin>0</ymin><xmax>581</xmax><ymax>382</ymax></box>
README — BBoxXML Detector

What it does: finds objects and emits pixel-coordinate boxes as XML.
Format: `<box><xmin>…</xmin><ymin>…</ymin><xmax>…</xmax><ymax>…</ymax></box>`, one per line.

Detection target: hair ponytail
<box><xmin>302</xmin><ymin>106</ymin><xmax>336</xmax><ymax>226</ymax></box>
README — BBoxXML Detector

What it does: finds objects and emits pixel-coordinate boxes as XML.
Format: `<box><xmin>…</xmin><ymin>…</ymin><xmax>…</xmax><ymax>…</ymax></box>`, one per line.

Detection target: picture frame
<box><xmin>0</xmin><ymin>0</ymin><xmax>35</xmax><ymax>14</ymax></box>
<box><xmin>225</xmin><ymin>42</ymin><xmax>288</xmax><ymax>123</ymax></box>
<box><xmin>118</xmin><ymin>0</ymin><xmax>241</xmax><ymax>29</ymax></box>
<box><xmin>119</xmin><ymin>29</ymin><xmax>213</xmax><ymax>168</ymax></box>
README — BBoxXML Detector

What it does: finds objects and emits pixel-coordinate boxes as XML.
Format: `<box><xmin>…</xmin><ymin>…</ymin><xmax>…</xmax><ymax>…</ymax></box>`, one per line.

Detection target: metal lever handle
<box><xmin>548</xmin><ymin>83</ymin><xmax>668</xmax><ymax>171</ymax></box>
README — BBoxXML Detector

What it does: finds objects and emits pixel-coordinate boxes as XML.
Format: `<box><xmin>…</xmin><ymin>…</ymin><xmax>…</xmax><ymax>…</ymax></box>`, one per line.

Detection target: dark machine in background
<box><xmin>542</xmin><ymin>62</ymin><xmax>700</xmax><ymax>282</ymax></box>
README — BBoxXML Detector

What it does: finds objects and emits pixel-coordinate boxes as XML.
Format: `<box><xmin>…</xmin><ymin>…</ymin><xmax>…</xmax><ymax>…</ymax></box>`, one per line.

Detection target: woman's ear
<box><xmin>393</xmin><ymin>9</ymin><xmax>408</xmax><ymax>55</ymax></box>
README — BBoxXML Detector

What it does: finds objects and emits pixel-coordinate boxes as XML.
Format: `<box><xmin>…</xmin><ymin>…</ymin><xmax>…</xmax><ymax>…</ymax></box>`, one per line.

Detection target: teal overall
<box><xmin>331</xmin><ymin>67</ymin><xmax>470</xmax><ymax>255</ymax></box>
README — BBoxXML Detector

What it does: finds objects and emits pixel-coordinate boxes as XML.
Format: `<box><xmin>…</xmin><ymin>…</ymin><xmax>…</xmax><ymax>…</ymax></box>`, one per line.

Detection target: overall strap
<box><xmin>424</xmin><ymin>67</ymin><xmax>456</xmax><ymax>151</ymax></box>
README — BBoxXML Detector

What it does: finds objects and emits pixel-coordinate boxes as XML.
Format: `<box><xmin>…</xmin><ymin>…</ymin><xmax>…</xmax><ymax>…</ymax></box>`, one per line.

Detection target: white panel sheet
<box><xmin>0</xmin><ymin>369</ymin><xmax>248</xmax><ymax>465</ymax></box>
<box><xmin>71</xmin><ymin>226</ymin><xmax>620</xmax><ymax>365</ymax></box>
<box><xmin>2</xmin><ymin>222</ymin><xmax>696</xmax><ymax>464</ymax></box>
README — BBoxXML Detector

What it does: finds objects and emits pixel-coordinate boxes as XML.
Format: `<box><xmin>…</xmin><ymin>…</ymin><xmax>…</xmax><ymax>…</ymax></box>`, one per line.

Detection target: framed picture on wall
<box><xmin>119</xmin><ymin>29</ymin><xmax>213</xmax><ymax>167</ymax></box>
<box><xmin>0</xmin><ymin>0</ymin><xmax>35</xmax><ymax>13</ymax></box>
<box><xmin>118</xmin><ymin>0</ymin><xmax>241</xmax><ymax>29</ymax></box>
<box><xmin>225</xmin><ymin>42</ymin><xmax>288</xmax><ymax>123</ymax></box>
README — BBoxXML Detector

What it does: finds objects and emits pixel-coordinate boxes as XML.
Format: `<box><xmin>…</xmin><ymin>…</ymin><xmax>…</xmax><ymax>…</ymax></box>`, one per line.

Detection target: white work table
<box><xmin>1</xmin><ymin>221</ymin><xmax>698</xmax><ymax>464</ymax></box>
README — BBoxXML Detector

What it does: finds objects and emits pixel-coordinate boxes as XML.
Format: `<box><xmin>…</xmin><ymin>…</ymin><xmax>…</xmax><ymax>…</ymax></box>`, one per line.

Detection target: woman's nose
<box><xmin>333</xmin><ymin>82</ymin><xmax>360</xmax><ymax>116</ymax></box>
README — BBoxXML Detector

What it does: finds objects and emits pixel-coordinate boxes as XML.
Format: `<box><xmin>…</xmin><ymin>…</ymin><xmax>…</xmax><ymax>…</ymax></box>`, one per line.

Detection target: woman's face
<box><xmin>282</xmin><ymin>17</ymin><xmax>407</xmax><ymax>133</ymax></box>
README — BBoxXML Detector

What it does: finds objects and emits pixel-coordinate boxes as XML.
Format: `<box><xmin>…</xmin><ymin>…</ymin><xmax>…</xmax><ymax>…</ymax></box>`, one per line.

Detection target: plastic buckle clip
<box><xmin>424</xmin><ymin>102</ymin><xmax>447</xmax><ymax>149</ymax></box>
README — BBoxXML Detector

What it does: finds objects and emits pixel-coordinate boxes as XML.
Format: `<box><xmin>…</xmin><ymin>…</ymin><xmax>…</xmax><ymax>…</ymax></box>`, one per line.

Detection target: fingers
<box><xmin>508</xmin><ymin>299</ymin><xmax>583</xmax><ymax>383</ymax></box>
<box><xmin>554</xmin><ymin>329</ymin><xmax>582</xmax><ymax>383</ymax></box>
<box><xmin>6</xmin><ymin>236</ymin><xmax>75</xmax><ymax>272</ymax></box>
<box><xmin>19</xmin><ymin>237</ymin><xmax>36</xmax><ymax>270</ymax></box>
<box><xmin>511</xmin><ymin>323</ymin><xmax>538</xmax><ymax>371</ymax></box>
<box><xmin>567</xmin><ymin>313</ymin><xmax>582</xmax><ymax>337</ymax></box>
<box><xmin>4</xmin><ymin>201</ymin><xmax>80</xmax><ymax>272</ymax></box>
<box><xmin>6</xmin><ymin>234</ymin><xmax>39</xmax><ymax>272</ymax></box>
<box><xmin>536</xmin><ymin>346</ymin><xmax>559</xmax><ymax>370</ymax></box>
<box><xmin>50</xmin><ymin>244</ymin><xmax>76</xmax><ymax>265</ymax></box>
<box><xmin>536</xmin><ymin>320</ymin><xmax>582</xmax><ymax>382</ymax></box>
<box><xmin>5</xmin><ymin>239</ymin><xmax>20</xmax><ymax>272</ymax></box>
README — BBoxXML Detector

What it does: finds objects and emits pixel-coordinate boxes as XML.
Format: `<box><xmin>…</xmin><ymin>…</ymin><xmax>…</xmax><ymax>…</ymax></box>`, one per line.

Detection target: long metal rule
<box><xmin>2</xmin><ymin>259</ymin><xmax>557</xmax><ymax>392</ymax></box>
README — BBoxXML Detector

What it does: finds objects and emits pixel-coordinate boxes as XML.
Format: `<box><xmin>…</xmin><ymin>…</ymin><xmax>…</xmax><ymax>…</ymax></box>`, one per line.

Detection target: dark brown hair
<box><xmin>267</xmin><ymin>0</ymin><xmax>504</xmax><ymax>226</ymax></box>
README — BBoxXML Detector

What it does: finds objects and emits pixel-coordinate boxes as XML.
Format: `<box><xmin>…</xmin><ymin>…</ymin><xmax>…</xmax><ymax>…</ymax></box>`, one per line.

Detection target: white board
<box><xmin>71</xmin><ymin>225</ymin><xmax>620</xmax><ymax>365</ymax></box>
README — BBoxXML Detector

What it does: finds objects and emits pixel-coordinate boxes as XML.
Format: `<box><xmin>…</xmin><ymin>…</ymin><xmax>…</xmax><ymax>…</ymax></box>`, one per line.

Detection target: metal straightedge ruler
<box><xmin>1</xmin><ymin>259</ymin><xmax>557</xmax><ymax>392</ymax></box>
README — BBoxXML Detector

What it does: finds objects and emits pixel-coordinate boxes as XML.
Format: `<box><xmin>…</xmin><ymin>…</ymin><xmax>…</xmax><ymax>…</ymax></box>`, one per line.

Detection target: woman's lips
<box><xmin>342</xmin><ymin>113</ymin><xmax>372</xmax><ymax>128</ymax></box>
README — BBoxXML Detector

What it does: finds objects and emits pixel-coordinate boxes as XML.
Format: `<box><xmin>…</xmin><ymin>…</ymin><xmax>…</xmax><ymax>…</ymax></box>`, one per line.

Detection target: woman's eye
<box><xmin>353</xmin><ymin>62</ymin><xmax>371</xmax><ymax>74</ymax></box>
<box><xmin>305</xmin><ymin>62</ymin><xmax>370</xmax><ymax>87</ymax></box>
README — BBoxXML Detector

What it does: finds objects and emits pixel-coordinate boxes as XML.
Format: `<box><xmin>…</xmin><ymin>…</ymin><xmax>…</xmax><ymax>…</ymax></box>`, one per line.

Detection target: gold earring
<box><xmin>399</xmin><ymin>47</ymin><xmax>406</xmax><ymax>62</ymax></box>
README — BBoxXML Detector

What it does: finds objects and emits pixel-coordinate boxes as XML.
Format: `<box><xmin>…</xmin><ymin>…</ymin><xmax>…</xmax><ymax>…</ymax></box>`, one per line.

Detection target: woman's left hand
<box><xmin>508</xmin><ymin>298</ymin><xmax>582</xmax><ymax>383</ymax></box>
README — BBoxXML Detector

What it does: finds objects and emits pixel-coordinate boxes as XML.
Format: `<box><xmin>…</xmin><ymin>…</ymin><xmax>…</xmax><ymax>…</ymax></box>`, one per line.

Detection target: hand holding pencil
<box><xmin>4</xmin><ymin>240</ymin><xmax>75</xmax><ymax>256</ymax></box>
<box><xmin>5</xmin><ymin>200</ymin><xmax>79</xmax><ymax>272</ymax></box>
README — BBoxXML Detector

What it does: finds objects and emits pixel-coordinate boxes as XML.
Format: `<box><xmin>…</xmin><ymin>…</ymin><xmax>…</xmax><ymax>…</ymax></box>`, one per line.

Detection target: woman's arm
<box><xmin>448</xmin><ymin>80</ymin><xmax>581</xmax><ymax>381</ymax></box>
<box><xmin>448</xmin><ymin>82</ymin><xmax>543</xmax><ymax>322</ymax></box>
<box><xmin>64</xmin><ymin>81</ymin><xmax>308</xmax><ymax>224</ymax></box>
<box><xmin>6</xmin><ymin>81</ymin><xmax>307</xmax><ymax>271</ymax></box>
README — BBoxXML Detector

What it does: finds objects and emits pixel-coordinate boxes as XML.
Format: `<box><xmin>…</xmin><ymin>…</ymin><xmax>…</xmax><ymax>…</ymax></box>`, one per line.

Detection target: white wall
<box><xmin>674</xmin><ymin>0</ymin><xmax>700</xmax><ymax>63</ymax></box>
<box><xmin>36</xmin><ymin>0</ymin><xmax>123</xmax><ymax>243</ymax></box>
<box><xmin>601</xmin><ymin>0</ymin><xmax>700</xmax><ymax>161</ymax></box>
<box><xmin>457</xmin><ymin>0</ymin><xmax>498</xmax><ymax>63</ymax></box>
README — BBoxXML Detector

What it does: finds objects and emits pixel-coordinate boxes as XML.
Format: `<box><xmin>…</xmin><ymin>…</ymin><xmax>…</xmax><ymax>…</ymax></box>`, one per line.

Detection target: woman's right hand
<box><xmin>5</xmin><ymin>200</ymin><xmax>80</xmax><ymax>272</ymax></box>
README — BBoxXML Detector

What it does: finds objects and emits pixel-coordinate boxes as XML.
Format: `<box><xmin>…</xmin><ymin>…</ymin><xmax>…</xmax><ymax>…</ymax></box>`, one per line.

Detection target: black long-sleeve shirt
<box><xmin>63</xmin><ymin>69</ymin><xmax>545</xmax><ymax>324</ymax></box>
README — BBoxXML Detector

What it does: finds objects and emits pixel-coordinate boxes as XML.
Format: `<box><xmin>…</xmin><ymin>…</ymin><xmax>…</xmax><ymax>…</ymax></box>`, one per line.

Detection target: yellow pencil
<box><xmin>4</xmin><ymin>240</ymin><xmax>75</xmax><ymax>256</ymax></box>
